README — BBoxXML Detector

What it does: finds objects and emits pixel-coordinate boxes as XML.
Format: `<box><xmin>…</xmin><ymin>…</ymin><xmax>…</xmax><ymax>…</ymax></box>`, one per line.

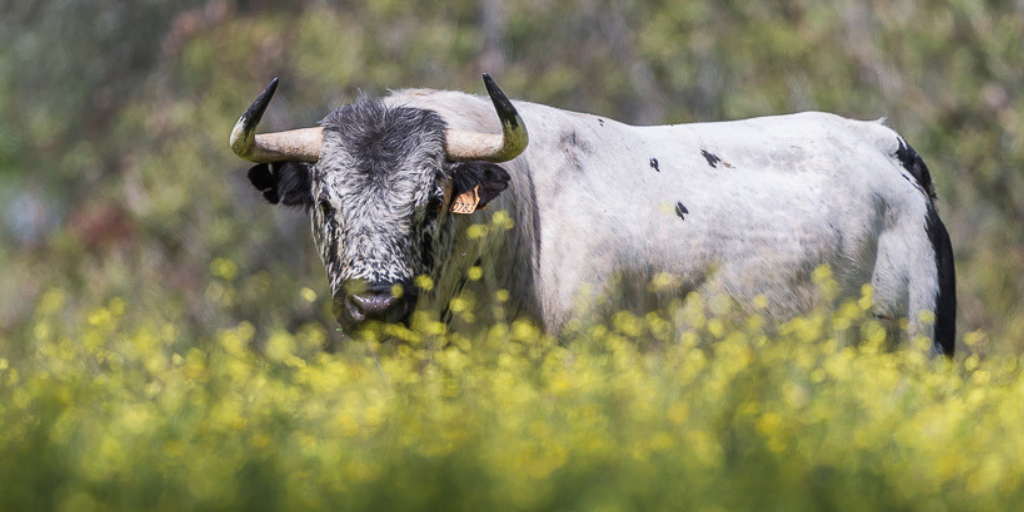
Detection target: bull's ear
<box><xmin>449</xmin><ymin>162</ymin><xmax>510</xmax><ymax>213</ymax></box>
<box><xmin>247</xmin><ymin>162</ymin><xmax>314</xmax><ymax>208</ymax></box>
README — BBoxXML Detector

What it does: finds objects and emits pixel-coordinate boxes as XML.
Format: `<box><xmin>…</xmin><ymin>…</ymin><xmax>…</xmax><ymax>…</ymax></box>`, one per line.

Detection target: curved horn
<box><xmin>445</xmin><ymin>74</ymin><xmax>529</xmax><ymax>163</ymax></box>
<box><xmin>230</xmin><ymin>78</ymin><xmax>323</xmax><ymax>163</ymax></box>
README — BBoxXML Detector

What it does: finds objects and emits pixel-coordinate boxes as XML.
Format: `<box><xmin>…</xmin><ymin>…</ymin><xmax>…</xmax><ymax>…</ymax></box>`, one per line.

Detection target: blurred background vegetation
<box><xmin>1</xmin><ymin>0</ymin><xmax>1022</xmax><ymax>353</ymax></box>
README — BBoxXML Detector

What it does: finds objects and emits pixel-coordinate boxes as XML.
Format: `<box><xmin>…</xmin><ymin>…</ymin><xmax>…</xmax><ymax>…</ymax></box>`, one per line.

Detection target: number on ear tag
<box><xmin>450</xmin><ymin>185</ymin><xmax>481</xmax><ymax>214</ymax></box>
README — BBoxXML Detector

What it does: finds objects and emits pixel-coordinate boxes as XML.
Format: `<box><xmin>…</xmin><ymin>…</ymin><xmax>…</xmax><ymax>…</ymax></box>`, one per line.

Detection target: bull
<box><xmin>230</xmin><ymin>75</ymin><xmax>956</xmax><ymax>355</ymax></box>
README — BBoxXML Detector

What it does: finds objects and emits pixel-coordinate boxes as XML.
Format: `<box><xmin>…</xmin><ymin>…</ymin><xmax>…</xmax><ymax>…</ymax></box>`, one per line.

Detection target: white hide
<box><xmin>387</xmin><ymin>89</ymin><xmax>941</xmax><ymax>340</ymax></box>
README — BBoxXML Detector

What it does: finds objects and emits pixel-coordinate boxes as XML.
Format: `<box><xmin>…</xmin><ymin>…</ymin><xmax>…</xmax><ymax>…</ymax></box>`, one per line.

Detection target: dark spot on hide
<box><xmin>598</xmin><ymin>119</ymin><xmax>605</xmax><ymax>126</ymax></box>
<box><xmin>561</xmin><ymin>130</ymin><xmax>578</xmax><ymax>146</ymax></box>
<box><xmin>560</xmin><ymin>130</ymin><xmax>591</xmax><ymax>173</ymax></box>
<box><xmin>649</xmin><ymin>158</ymin><xmax>660</xmax><ymax>172</ymax></box>
<box><xmin>700</xmin><ymin>149</ymin><xmax>731</xmax><ymax>169</ymax></box>
<box><xmin>675</xmin><ymin>201</ymin><xmax>688</xmax><ymax>220</ymax></box>
<box><xmin>701</xmin><ymin>149</ymin><xmax>720</xmax><ymax>168</ymax></box>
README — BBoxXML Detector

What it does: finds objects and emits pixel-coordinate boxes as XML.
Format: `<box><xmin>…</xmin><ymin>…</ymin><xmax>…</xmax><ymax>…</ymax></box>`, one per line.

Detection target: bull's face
<box><xmin>230</xmin><ymin>76</ymin><xmax>526</xmax><ymax>330</ymax></box>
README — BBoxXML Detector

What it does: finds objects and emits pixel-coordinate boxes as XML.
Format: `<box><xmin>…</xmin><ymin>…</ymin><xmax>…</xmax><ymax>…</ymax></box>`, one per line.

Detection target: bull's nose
<box><xmin>335</xmin><ymin>282</ymin><xmax>416</xmax><ymax>327</ymax></box>
<box><xmin>347</xmin><ymin>291</ymin><xmax>397</xmax><ymax>322</ymax></box>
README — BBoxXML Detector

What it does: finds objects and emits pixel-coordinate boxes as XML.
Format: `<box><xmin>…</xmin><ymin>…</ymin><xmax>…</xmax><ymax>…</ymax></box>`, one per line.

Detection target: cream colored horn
<box><xmin>445</xmin><ymin>74</ymin><xmax>529</xmax><ymax>163</ymax></box>
<box><xmin>230</xmin><ymin>78</ymin><xmax>323</xmax><ymax>163</ymax></box>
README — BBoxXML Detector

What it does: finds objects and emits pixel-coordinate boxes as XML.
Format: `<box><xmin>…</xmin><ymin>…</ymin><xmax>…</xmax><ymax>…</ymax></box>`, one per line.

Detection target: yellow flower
<box><xmin>414</xmin><ymin>275</ymin><xmax>435</xmax><ymax>292</ymax></box>
<box><xmin>210</xmin><ymin>257</ymin><xmax>238</xmax><ymax>280</ymax></box>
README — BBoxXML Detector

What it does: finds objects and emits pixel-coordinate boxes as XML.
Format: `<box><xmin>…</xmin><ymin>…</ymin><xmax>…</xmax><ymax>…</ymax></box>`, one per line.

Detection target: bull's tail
<box><xmin>925</xmin><ymin>202</ymin><xmax>957</xmax><ymax>356</ymax></box>
<box><xmin>897</xmin><ymin>139</ymin><xmax>956</xmax><ymax>355</ymax></box>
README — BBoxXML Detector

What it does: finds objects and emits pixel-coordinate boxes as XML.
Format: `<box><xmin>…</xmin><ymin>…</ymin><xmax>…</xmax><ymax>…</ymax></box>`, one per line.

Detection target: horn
<box><xmin>230</xmin><ymin>78</ymin><xmax>323</xmax><ymax>163</ymax></box>
<box><xmin>445</xmin><ymin>74</ymin><xmax>529</xmax><ymax>163</ymax></box>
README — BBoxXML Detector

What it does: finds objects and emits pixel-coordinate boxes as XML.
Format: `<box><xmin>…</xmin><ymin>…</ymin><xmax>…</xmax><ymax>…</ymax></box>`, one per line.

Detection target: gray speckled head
<box><xmin>310</xmin><ymin>99</ymin><xmax>455</xmax><ymax>325</ymax></box>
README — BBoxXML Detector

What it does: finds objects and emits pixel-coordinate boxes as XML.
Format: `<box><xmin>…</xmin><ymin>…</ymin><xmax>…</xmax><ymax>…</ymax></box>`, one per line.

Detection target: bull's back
<box><xmin>529</xmin><ymin>111</ymin><xmax>918</xmax><ymax>323</ymax></box>
<box><xmin>399</xmin><ymin>91</ymin><xmax>933</xmax><ymax>331</ymax></box>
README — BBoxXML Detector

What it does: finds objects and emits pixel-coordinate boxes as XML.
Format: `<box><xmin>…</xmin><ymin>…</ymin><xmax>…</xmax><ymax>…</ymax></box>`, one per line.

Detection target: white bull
<box><xmin>231</xmin><ymin>76</ymin><xmax>956</xmax><ymax>354</ymax></box>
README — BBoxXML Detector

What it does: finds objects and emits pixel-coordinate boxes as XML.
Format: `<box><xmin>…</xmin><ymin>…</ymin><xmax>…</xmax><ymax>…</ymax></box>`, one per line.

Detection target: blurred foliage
<box><xmin>1</xmin><ymin>1</ymin><xmax>1024</xmax><ymax>507</ymax></box>
<box><xmin>2</xmin><ymin>0</ymin><xmax>1022</xmax><ymax>352</ymax></box>
<box><xmin>1</xmin><ymin>0</ymin><xmax>1022</xmax><ymax>350</ymax></box>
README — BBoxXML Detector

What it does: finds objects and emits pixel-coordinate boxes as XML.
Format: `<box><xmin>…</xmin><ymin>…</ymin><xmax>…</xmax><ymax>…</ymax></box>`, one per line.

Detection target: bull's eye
<box><xmin>425</xmin><ymin>197</ymin><xmax>443</xmax><ymax>222</ymax></box>
<box><xmin>318</xmin><ymin>198</ymin><xmax>333</xmax><ymax>219</ymax></box>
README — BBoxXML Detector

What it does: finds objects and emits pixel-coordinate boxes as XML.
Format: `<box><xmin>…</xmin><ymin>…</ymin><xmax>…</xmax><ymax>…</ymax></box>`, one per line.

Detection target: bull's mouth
<box><xmin>332</xmin><ymin>283</ymin><xmax>418</xmax><ymax>332</ymax></box>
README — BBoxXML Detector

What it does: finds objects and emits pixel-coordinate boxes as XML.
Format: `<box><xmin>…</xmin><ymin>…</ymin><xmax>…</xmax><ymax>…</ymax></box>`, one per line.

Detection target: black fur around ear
<box><xmin>450</xmin><ymin>162</ymin><xmax>511</xmax><ymax>209</ymax></box>
<box><xmin>247</xmin><ymin>162</ymin><xmax>314</xmax><ymax>209</ymax></box>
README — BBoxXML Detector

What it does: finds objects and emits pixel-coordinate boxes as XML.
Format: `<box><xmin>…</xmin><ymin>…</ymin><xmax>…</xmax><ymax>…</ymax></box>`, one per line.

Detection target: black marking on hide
<box><xmin>926</xmin><ymin>202</ymin><xmax>956</xmax><ymax>356</ymax></box>
<box><xmin>559</xmin><ymin>129</ymin><xmax>591</xmax><ymax>173</ymax></box>
<box><xmin>895</xmin><ymin>138</ymin><xmax>937</xmax><ymax>199</ymax></box>
<box><xmin>598</xmin><ymin>118</ymin><xmax>605</xmax><ymax>127</ymax></box>
<box><xmin>649</xmin><ymin>158</ymin><xmax>660</xmax><ymax>172</ymax></box>
<box><xmin>675</xmin><ymin>201</ymin><xmax>688</xmax><ymax>220</ymax></box>
<box><xmin>561</xmin><ymin>130</ymin><xmax>578</xmax><ymax>146</ymax></box>
<box><xmin>701</xmin><ymin>149</ymin><xmax>721</xmax><ymax>168</ymax></box>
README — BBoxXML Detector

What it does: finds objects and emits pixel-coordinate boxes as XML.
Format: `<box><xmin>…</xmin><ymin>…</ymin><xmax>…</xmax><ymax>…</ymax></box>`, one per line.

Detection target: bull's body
<box><xmin>232</xmin><ymin>77</ymin><xmax>955</xmax><ymax>354</ymax></box>
<box><xmin>393</xmin><ymin>89</ymin><xmax>954</xmax><ymax>352</ymax></box>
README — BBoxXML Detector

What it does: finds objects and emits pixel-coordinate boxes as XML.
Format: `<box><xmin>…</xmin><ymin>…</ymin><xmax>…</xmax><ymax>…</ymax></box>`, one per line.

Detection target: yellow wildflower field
<box><xmin>2</xmin><ymin>283</ymin><xmax>1021</xmax><ymax>512</ymax></box>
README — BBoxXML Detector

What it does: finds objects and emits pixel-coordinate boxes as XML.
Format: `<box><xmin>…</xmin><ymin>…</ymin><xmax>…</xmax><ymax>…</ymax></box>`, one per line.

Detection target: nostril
<box><xmin>342</xmin><ymin>296</ymin><xmax>365</xmax><ymax>323</ymax></box>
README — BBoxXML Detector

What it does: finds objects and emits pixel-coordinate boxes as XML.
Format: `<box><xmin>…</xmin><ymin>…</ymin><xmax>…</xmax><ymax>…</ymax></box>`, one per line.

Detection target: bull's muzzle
<box><xmin>333</xmin><ymin>281</ymin><xmax>417</xmax><ymax>328</ymax></box>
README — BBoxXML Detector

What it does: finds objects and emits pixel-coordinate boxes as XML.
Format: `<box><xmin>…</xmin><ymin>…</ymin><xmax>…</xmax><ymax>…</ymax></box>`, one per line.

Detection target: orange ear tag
<box><xmin>449</xmin><ymin>185</ymin><xmax>481</xmax><ymax>214</ymax></box>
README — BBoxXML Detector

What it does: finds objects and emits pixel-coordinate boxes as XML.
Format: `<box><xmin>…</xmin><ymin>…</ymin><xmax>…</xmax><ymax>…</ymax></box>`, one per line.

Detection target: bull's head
<box><xmin>230</xmin><ymin>75</ymin><xmax>527</xmax><ymax>330</ymax></box>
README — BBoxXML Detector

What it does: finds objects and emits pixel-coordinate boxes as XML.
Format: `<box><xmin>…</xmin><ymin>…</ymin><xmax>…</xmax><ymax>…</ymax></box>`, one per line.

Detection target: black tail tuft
<box><xmin>896</xmin><ymin>138</ymin><xmax>937</xmax><ymax>200</ymax></box>
<box><xmin>926</xmin><ymin>202</ymin><xmax>956</xmax><ymax>356</ymax></box>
